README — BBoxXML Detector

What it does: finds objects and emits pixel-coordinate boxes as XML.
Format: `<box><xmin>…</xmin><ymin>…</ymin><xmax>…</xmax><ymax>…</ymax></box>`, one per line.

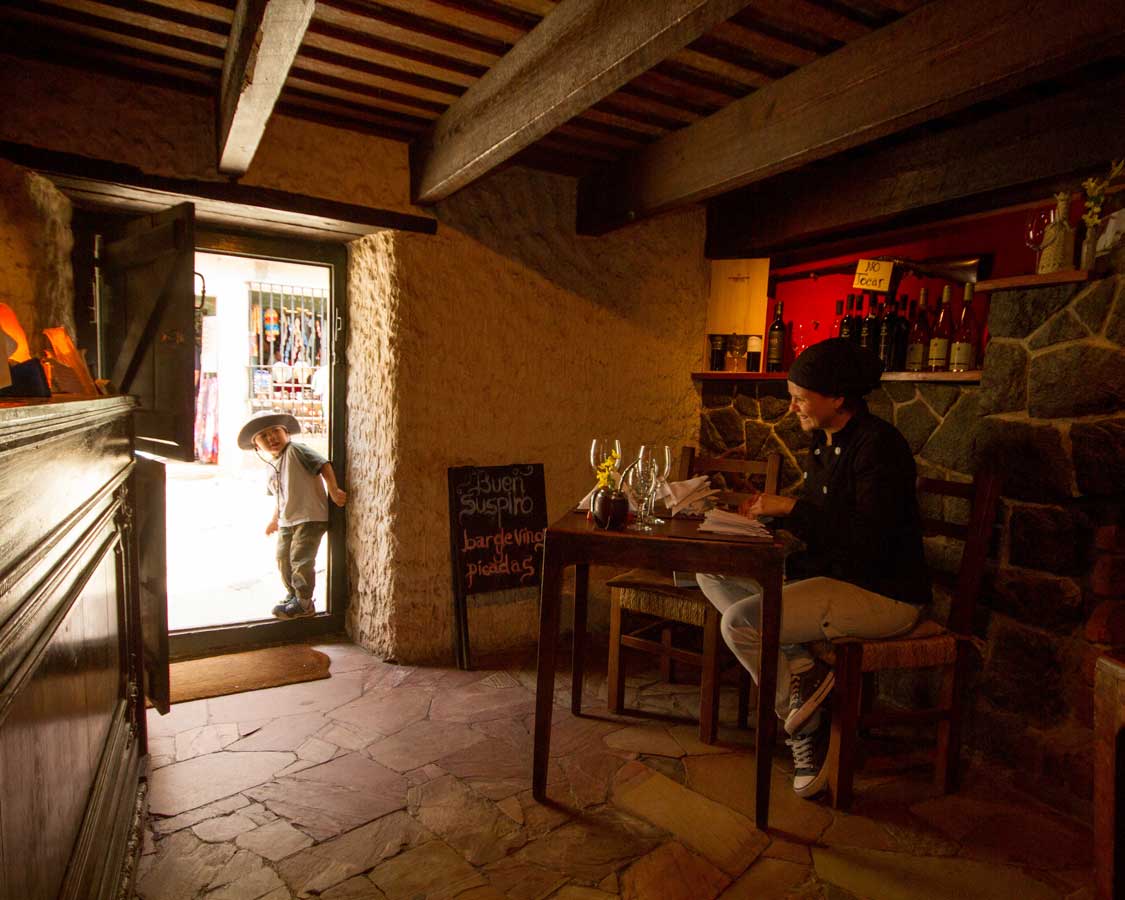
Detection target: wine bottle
<box><xmin>840</xmin><ymin>294</ymin><xmax>856</xmax><ymax>341</ymax></box>
<box><xmin>851</xmin><ymin>294</ymin><xmax>865</xmax><ymax>344</ymax></box>
<box><xmin>905</xmin><ymin>288</ymin><xmax>930</xmax><ymax>372</ymax></box>
<box><xmin>927</xmin><ymin>285</ymin><xmax>953</xmax><ymax>371</ymax></box>
<box><xmin>893</xmin><ymin>294</ymin><xmax>911</xmax><ymax>371</ymax></box>
<box><xmin>833</xmin><ymin>298</ymin><xmax>845</xmax><ymax>337</ymax></box>
<box><xmin>877</xmin><ymin>300</ymin><xmax>898</xmax><ymax>371</ymax></box>
<box><xmin>766</xmin><ymin>301</ymin><xmax>786</xmax><ymax>372</ymax></box>
<box><xmin>860</xmin><ymin>298</ymin><xmax>880</xmax><ymax>351</ymax></box>
<box><xmin>950</xmin><ymin>283</ymin><xmax>978</xmax><ymax>372</ymax></box>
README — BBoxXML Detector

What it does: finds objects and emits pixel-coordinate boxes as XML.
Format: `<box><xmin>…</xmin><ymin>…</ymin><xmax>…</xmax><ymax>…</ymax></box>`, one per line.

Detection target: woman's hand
<box><xmin>746</xmin><ymin>493</ymin><xmax>796</xmax><ymax>518</ymax></box>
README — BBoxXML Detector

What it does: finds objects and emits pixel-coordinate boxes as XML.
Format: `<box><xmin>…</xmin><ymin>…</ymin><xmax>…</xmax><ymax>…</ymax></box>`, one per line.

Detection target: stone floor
<box><xmin>139</xmin><ymin>640</ymin><xmax>1095</xmax><ymax>900</ymax></box>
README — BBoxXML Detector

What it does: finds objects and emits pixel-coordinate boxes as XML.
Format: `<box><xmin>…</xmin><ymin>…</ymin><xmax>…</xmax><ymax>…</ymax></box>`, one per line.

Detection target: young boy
<box><xmin>237</xmin><ymin>411</ymin><xmax>346</xmax><ymax>619</ymax></box>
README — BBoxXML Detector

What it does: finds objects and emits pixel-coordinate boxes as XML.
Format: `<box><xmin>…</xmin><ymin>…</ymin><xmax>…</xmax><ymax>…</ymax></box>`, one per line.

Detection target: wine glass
<box><xmin>590</xmin><ymin>438</ymin><xmax>621</xmax><ymax>474</ymax></box>
<box><xmin>626</xmin><ymin>446</ymin><xmax>660</xmax><ymax>531</ymax></box>
<box><xmin>648</xmin><ymin>445</ymin><xmax>674</xmax><ymax>525</ymax></box>
<box><xmin>1024</xmin><ymin>207</ymin><xmax>1058</xmax><ymax>271</ymax></box>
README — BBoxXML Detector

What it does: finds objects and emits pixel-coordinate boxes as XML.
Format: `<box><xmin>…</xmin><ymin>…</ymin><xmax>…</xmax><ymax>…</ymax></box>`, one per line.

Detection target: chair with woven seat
<box><xmin>605</xmin><ymin>447</ymin><xmax>781</xmax><ymax>743</ymax></box>
<box><xmin>821</xmin><ymin>465</ymin><xmax>1002</xmax><ymax>809</ymax></box>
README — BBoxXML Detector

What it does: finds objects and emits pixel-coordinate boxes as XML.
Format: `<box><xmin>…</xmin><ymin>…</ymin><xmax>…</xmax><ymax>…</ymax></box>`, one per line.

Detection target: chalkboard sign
<box><xmin>447</xmin><ymin>463</ymin><xmax>547</xmax><ymax>668</ymax></box>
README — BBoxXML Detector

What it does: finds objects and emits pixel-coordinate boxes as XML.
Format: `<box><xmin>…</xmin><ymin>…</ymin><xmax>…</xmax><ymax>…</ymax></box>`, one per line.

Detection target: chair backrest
<box><xmin>678</xmin><ymin>446</ymin><xmax>781</xmax><ymax>510</ymax></box>
<box><xmin>916</xmin><ymin>465</ymin><xmax>1002</xmax><ymax>634</ymax></box>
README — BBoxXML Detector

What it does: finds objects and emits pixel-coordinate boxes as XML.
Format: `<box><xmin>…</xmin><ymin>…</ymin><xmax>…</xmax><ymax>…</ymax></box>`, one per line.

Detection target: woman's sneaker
<box><xmin>785</xmin><ymin>710</ymin><xmax>830</xmax><ymax>799</ymax></box>
<box><xmin>784</xmin><ymin>661</ymin><xmax>835</xmax><ymax>736</ymax></box>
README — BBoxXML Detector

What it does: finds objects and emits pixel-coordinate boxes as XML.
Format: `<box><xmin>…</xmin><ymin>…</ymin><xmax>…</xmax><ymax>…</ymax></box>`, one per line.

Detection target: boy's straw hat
<box><xmin>238</xmin><ymin>410</ymin><xmax>301</xmax><ymax>450</ymax></box>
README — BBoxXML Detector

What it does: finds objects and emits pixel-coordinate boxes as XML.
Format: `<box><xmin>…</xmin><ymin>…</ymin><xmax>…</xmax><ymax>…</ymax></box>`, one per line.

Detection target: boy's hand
<box><xmin>266</xmin><ymin>519</ymin><xmax>278</xmax><ymax>536</ymax></box>
<box><xmin>330</xmin><ymin>487</ymin><xmax>347</xmax><ymax>507</ymax></box>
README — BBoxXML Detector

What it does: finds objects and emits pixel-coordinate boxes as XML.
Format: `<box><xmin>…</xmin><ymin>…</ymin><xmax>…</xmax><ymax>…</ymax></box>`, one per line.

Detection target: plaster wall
<box><xmin>0</xmin><ymin>159</ymin><xmax>74</xmax><ymax>355</ymax></box>
<box><xmin>0</xmin><ymin>55</ymin><xmax>420</xmax><ymax>217</ymax></box>
<box><xmin>0</xmin><ymin>55</ymin><xmax>710</xmax><ymax>663</ymax></box>
<box><xmin>346</xmin><ymin>168</ymin><xmax>709</xmax><ymax>662</ymax></box>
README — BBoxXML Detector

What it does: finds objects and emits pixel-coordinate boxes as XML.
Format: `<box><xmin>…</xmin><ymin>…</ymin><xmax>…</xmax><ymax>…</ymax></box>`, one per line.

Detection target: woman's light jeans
<box><xmin>696</xmin><ymin>574</ymin><xmax>921</xmax><ymax>720</ymax></box>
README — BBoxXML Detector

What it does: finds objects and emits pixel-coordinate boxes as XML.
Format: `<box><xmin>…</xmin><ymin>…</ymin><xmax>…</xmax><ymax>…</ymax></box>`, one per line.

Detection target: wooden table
<box><xmin>532</xmin><ymin>511</ymin><xmax>787</xmax><ymax>829</ymax></box>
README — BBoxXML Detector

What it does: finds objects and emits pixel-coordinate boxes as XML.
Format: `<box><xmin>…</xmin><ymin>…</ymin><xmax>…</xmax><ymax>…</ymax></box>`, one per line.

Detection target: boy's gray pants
<box><xmin>277</xmin><ymin>521</ymin><xmax>328</xmax><ymax>607</ymax></box>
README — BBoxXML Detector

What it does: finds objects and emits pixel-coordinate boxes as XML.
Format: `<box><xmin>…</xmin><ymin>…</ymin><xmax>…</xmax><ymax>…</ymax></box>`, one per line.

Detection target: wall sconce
<box><xmin>706</xmin><ymin>259</ymin><xmax>769</xmax><ymax>372</ymax></box>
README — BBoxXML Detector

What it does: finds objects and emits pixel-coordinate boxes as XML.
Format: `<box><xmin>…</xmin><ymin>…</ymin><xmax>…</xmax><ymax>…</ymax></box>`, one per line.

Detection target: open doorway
<box><xmin>167</xmin><ymin>252</ymin><xmax>333</xmax><ymax>632</ymax></box>
<box><xmin>76</xmin><ymin>209</ymin><xmax>349</xmax><ymax>662</ymax></box>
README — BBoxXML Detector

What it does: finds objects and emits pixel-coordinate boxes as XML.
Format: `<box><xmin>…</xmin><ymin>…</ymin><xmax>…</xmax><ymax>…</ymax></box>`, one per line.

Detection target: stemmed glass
<box><xmin>589</xmin><ymin>438</ymin><xmax>622</xmax><ymax>487</ymax></box>
<box><xmin>1025</xmin><ymin>207</ymin><xmax>1058</xmax><ymax>272</ymax></box>
<box><xmin>648</xmin><ymin>445</ymin><xmax>674</xmax><ymax>525</ymax></box>
<box><xmin>626</xmin><ymin>445</ymin><xmax>661</xmax><ymax>531</ymax></box>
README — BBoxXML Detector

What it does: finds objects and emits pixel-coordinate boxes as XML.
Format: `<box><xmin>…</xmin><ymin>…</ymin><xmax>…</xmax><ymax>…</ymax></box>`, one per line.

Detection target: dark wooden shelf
<box><xmin>692</xmin><ymin>371</ymin><xmax>789</xmax><ymax>382</ymax></box>
<box><xmin>692</xmin><ymin>370</ymin><xmax>981</xmax><ymax>384</ymax></box>
<box><xmin>880</xmin><ymin>370</ymin><xmax>981</xmax><ymax>383</ymax></box>
<box><xmin>974</xmin><ymin>270</ymin><xmax>1091</xmax><ymax>293</ymax></box>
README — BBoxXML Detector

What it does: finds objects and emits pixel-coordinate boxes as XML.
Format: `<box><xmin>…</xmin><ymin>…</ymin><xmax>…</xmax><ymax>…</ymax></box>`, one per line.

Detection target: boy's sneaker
<box><xmin>279</xmin><ymin>597</ymin><xmax>315</xmax><ymax>618</ymax></box>
<box><xmin>783</xmin><ymin>661</ymin><xmax>835</xmax><ymax>736</ymax></box>
<box><xmin>786</xmin><ymin>710</ymin><xmax>830</xmax><ymax>799</ymax></box>
<box><xmin>271</xmin><ymin>595</ymin><xmax>296</xmax><ymax>618</ymax></box>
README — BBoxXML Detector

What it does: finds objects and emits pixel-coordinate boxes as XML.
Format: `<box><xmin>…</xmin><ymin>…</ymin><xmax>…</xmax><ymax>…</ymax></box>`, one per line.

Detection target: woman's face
<box><xmin>787</xmin><ymin>382</ymin><xmax>846</xmax><ymax>432</ymax></box>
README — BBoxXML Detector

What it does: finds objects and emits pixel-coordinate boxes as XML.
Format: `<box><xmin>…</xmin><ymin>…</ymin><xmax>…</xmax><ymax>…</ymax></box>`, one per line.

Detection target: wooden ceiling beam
<box><xmin>409</xmin><ymin>0</ymin><xmax>750</xmax><ymax>205</ymax></box>
<box><xmin>706</xmin><ymin>69</ymin><xmax>1125</xmax><ymax>262</ymax></box>
<box><xmin>217</xmin><ymin>0</ymin><xmax>315</xmax><ymax>175</ymax></box>
<box><xmin>577</xmin><ymin>0</ymin><xmax>1125</xmax><ymax>235</ymax></box>
<box><xmin>0</xmin><ymin>141</ymin><xmax>437</xmax><ymax>240</ymax></box>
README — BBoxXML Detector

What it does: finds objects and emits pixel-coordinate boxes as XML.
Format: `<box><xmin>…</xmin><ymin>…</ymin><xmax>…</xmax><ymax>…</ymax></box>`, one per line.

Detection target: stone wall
<box><xmin>346</xmin><ymin>167</ymin><xmax>708</xmax><ymax>661</ymax></box>
<box><xmin>700</xmin><ymin>270</ymin><xmax>1125</xmax><ymax>818</ymax></box>
<box><xmin>0</xmin><ymin>159</ymin><xmax>75</xmax><ymax>355</ymax></box>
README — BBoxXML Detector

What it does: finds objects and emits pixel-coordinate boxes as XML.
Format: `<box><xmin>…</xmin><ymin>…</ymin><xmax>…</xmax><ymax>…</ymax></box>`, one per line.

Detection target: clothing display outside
<box><xmin>248</xmin><ymin>282</ymin><xmax>329</xmax><ymax>436</ymax></box>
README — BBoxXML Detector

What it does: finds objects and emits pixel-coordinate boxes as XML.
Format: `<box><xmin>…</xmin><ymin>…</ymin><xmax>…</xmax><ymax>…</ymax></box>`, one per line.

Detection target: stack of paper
<box><xmin>658</xmin><ymin>475</ymin><xmax>720</xmax><ymax>516</ymax></box>
<box><xmin>698</xmin><ymin>509</ymin><xmax>771</xmax><ymax>538</ymax></box>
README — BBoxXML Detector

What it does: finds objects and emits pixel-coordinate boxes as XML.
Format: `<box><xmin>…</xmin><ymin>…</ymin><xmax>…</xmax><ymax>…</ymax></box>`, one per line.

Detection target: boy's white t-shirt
<box><xmin>268</xmin><ymin>442</ymin><xmax>329</xmax><ymax>527</ymax></box>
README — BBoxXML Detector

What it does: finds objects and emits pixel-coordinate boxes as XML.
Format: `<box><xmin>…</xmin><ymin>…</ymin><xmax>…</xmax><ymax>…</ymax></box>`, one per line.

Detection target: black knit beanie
<box><xmin>788</xmin><ymin>337</ymin><xmax>884</xmax><ymax>398</ymax></box>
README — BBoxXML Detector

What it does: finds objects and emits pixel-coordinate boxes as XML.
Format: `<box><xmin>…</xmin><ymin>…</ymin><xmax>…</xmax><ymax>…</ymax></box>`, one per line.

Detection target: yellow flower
<box><xmin>595</xmin><ymin>451</ymin><xmax>619</xmax><ymax>490</ymax></box>
<box><xmin>1081</xmin><ymin>159</ymin><xmax>1124</xmax><ymax>229</ymax></box>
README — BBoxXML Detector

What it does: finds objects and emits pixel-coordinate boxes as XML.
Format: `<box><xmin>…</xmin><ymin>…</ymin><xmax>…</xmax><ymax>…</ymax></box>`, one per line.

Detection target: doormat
<box><xmin>169</xmin><ymin>645</ymin><xmax>331</xmax><ymax>704</ymax></box>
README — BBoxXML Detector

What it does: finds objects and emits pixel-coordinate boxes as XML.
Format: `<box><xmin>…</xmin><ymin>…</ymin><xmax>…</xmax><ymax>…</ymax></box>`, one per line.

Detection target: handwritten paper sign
<box><xmin>447</xmin><ymin>464</ymin><xmax>547</xmax><ymax>667</ymax></box>
<box><xmin>853</xmin><ymin>258</ymin><xmax>895</xmax><ymax>292</ymax></box>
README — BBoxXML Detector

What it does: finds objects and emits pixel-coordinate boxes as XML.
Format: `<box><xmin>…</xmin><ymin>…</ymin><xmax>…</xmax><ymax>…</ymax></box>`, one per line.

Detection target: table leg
<box><xmin>532</xmin><ymin>554</ymin><xmax>564</xmax><ymax>800</ymax></box>
<box><xmin>755</xmin><ymin>564</ymin><xmax>782</xmax><ymax>830</ymax></box>
<box><xmin>571</xmin><ymin>563</ymin><xmax>589</xmax><ymax>716</ymax></box>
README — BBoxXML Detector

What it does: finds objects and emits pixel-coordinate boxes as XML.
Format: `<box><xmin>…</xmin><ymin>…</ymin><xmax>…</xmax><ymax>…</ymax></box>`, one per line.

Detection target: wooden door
<box><xmin>100</xmin><ymin>203</ymin><xmax>197</xmax><ymax>461</ymax></box>
<box><xmin>133</xmin><ymin>453</ymin><xmax>170</xmax><ymax>714</ymax></box>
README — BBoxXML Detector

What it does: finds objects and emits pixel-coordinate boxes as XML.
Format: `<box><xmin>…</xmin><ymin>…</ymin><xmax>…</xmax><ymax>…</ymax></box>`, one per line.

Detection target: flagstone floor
<box><xmin>139</xmin><ymin>640</ymin><xmax>1095</xmax><ymax>900</ymax></box>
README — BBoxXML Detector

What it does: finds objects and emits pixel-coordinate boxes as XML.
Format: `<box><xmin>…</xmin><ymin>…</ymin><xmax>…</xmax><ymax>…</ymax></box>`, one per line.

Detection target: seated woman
<box><xmin>698</xmin><ymin>338</ymin><xmax>930</xmax><ymax>799</ymax></box>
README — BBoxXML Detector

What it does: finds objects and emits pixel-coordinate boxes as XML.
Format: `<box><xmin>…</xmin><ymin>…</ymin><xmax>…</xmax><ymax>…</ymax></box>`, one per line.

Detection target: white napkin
<box><xmin>698</xmin><ymin>508</ymin><xmax>771</xmax><ymax>538</ymax></box>
<box><xmin>656</xmin><ymin>475</ymin><xmax>720</xmax><ymax>516</ymax></box>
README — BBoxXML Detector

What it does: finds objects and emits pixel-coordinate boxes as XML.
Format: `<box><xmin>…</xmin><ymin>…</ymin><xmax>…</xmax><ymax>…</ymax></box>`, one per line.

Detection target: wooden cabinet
<box><xmin>0</xmin><ymin>397</ymin><xmax>151</xmax><ymax>900</ymax></box>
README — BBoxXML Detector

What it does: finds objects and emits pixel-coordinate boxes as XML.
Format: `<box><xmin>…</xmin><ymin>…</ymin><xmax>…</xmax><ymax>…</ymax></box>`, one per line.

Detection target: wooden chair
<box><xmin>605</xmin><ymin>447</ymin><xmax>781</xmax><ymax>743</ymax></box>
<box><xmin>822</xmin><ymin>465</ymin><xmax>1002</xmax><ymax>809</ymax></box>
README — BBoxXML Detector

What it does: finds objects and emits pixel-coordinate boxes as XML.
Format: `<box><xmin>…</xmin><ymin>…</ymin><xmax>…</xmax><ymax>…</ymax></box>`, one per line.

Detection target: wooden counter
<box><xmin>0</xmin><ymin>396</ymin><xmax>149</xmax><ymax>900</ymax></box>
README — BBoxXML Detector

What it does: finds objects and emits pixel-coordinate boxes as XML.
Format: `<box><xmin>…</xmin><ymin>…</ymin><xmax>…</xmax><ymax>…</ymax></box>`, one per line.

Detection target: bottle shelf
<box><xmin>692</xmin><ymin>370</ymin><xmax>981</xmax><ymax>384</ymax></box>
<box><xmin>973</xmin><ymin>270</ymin><xmax>1091</xmax><ymax>293</ymax></box>
<box><xmin>692</xmin><ymin>372</ymin><xmax>789</xmax><ymax>382</ymax></box>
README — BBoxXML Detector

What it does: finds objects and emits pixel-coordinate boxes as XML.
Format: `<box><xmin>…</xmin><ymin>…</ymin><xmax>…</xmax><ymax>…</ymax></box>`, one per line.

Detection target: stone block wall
<box><xmin>0</xmin><ymin>159</ymin><xmax>75</xmax><ymax>354</ymax></box>
<box><xmin>699</xmin><ymin>270</ymin><xmax>1125</xmax><ymax>818</ymax></box>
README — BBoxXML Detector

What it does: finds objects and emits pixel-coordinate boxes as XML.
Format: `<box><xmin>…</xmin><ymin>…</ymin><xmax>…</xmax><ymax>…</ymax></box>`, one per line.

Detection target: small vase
<box><xmin>1079</xmin><ymin>228</ymin><xmax>1099</xmax><ymax>271</ymax></box>
<box><xmin>591</xmin><ymin>488</ymin><xmax>629</xmax><ymax>530</ymax></box>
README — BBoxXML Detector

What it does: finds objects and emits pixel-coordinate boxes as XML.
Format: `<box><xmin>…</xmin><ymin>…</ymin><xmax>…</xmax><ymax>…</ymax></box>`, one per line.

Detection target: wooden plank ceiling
<box><xmin>0</xmin><ymin>0</ymin><xmax>925</xmax><ymax>178</ymax></box>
